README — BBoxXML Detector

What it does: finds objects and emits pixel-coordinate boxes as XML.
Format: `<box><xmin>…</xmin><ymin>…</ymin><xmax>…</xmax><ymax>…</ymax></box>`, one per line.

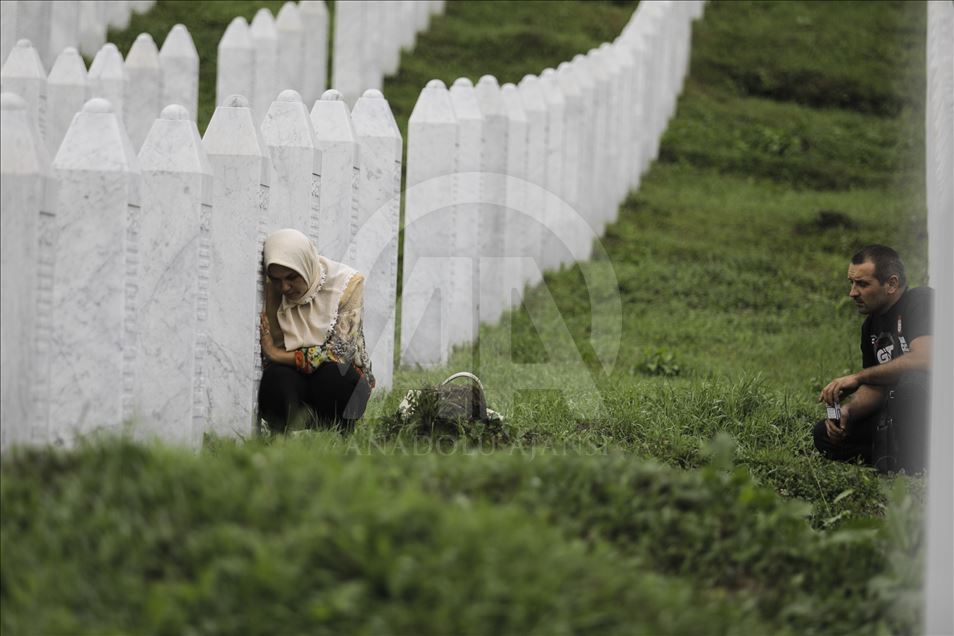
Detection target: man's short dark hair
<box><xmin>852</xmin><ymin>244</ymin><xmax>907</xmax><ymax>287</ymax></box>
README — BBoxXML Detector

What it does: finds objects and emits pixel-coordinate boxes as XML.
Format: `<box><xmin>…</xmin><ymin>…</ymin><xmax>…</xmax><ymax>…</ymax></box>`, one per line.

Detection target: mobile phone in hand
<box><xmin>826</xmin><ymin>401</ymin><xmax>841</xmax><ymax>423</ymax></box>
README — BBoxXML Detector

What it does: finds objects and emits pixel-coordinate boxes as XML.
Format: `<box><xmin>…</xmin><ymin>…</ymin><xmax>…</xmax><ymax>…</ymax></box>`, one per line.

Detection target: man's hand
<box><xmin>820</xmin><ymin>373</ymin><xmax>860</xmax><ymax>406</ymax></box>
<box><xmin>824</xmin><ymin>406</ymin><xmax>850</xmax><ymax>443</ymax></box>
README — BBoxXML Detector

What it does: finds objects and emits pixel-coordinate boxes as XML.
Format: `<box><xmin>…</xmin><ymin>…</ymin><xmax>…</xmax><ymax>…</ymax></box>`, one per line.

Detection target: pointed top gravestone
<box><xmin>250</xmin><ymin>8</ymin><xmax>278</xmax><ymax>122</ymax></box>
<box><xmin>402</xmin><ymin>79</ymin><xmax>459</xmax><ymax>367</ymax></box>
<box><xmin>201</xmin><ymin>93</ymin><xmax>269</xmax><ymax>437</ymax></box>
<box><xmin>47</xmin><ymin>1</ymin><xmax>80</xmax><ymax>71</ymax></box>
<box><xmin>49</xmin><ymin>97</ymin><xmax>141</xmax><ymax>444</ymax></box>
<box><xmin>474</xmin><ymin>74</ymin><xmax>509</xmax><ymax>324</ymax></box>
<box><xmin>0</xmin><ymin>3</ymin><xmax>17</xmax><ymax>67</ymax></box>
<box><xmin>499</xmin><ymin>81</ymin><xmax>531</xmax><ymax>306</ymax></box>
<box><xmin>78</xmin><ymin>0</ymin><xmax>107</xmax><ymax>58</ymax></box>
<box><xmin>554</xmin><ymin>61</ymin><xmax>586</xmax><ymax>261</ymax></box>
<box><xmin>15</xmin><ymin>2</ymin><xmax>51</xmax><ymax>72</ymax></box>
<box><xmin>408</xmin><ymin>79</ymin><xmax>456</xmax><ymax>124</ymax></box>
<box><xmin>159</xmin><ymin>24</ymin><xmax>199</xmax><ymax>121</ymax></box>
<box><xmin>517</xmin><ymin>74</ymin><xmax>547</xmax><ymax>286</ymax></box>
<box><xmin>217</xmin><ymin>17</ymin><xmax>254</xmax><ymax>108</ymax></box>
<box><xmin>125</xmin><ymin>33</ymin><xmax>161</xmax><ymax>150</ymax></box>
<box><xmin>261</xmin><ymin>88</ymin><xmax>320</xmax><ymax>235</ymax></box>
<box><xmin>537</xmin><ymin>68</ymin><xmax>568</xmax><ymax>271</ymax></box>
<box><xmin>1</xmin><ymin>91</ymin><xmax>51</xmax><ymax>451</ymax></box>
<box><xmin>88</xmin><ymin>43</ymin><xmax>127</xmax><ymax>120</ymax></box>
<box><xmin>1</xmin><ymin>38</ymin><xmax>47</xmax><ymax>142</ymax></box>
<box><xmin>136</xmin><ymin>102</ymin><xmax>212</xmax><ymax>446</ymax></box>
<box><xmin>310</xmin><ymin>88</ymin><xmax>359</xmax><ymax>262</ymax></box>
<box><xmin>276</xmin><ymin>3</ymin><xmax>304</xmax><ymax>96</ymax></box>
<box><xmin>332</xmin><ymin>0</ymin><xmax>364</xmax><ymax>106</ymax></box>
<box><xmin>46</xmin><ymin>46</ymin><xmax>88</xmax><ymax>160</ymax></box>
<box><xmin>299</xmin><ymin>0</ymin><xmax>329</xmax><ymax>106</ymax></box>
<box><xmin>351</xmin><ymin>87</ymin><xmax>402</xmax><ymax>391</ymax></box>
<box><xmin>448</xmin><ymin>76</ymin><xmax>485</xmax><ymax>336</ymax></box>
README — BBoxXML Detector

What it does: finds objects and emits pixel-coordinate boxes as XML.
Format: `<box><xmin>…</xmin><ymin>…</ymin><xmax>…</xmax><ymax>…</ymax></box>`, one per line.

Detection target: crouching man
<box><xmin>815</xmin><ymin>245</ymin><xmax>933</xmax><ymax>473</ymax></box>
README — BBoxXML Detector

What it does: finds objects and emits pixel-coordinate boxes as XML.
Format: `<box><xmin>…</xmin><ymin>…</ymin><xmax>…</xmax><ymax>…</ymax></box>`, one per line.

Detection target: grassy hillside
<box><xmin>2</xmin><ymin>1</ymin><xmax>929</xmax><ymax>634</ymax></box>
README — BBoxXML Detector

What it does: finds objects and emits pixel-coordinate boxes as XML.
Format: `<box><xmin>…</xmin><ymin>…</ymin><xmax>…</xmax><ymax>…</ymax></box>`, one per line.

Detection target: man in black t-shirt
<box><xmin>814</xmin><ymin>245</ymin><xmax>933</xmax><ymax>472</ymax></box>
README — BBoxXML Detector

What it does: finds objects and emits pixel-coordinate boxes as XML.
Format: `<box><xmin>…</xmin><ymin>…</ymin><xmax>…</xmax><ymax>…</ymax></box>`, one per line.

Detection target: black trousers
<box><xmin>813</xmin><ymin>372</ymin><xmax>929</xmax><ymax>473</ymax></box>
<box><xmin>258</xmin><ymin>361</ymin><xmax>372</xmax><ymax>433</ymax></box>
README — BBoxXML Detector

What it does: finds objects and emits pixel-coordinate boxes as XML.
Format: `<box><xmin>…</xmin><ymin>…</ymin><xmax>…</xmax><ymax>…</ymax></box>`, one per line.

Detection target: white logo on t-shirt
<box><xmin>877</xmin><ymin>344</ymin><xmax>894</xmax><ymax>364</ymax></box>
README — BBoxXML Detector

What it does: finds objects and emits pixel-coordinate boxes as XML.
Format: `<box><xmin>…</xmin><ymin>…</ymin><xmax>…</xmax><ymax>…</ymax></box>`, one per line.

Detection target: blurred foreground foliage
<box><xmin>0</xmin><ymin>437</ymin><xmax>924</xmax><ymax>635</ymax></box>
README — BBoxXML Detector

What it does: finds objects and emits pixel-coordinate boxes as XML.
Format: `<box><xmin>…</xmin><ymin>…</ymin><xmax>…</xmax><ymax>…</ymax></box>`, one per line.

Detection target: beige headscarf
<box><xmin>263</xmin><ymin>229</ymin><xmax>358</xmax><ymax>351</ymax></box>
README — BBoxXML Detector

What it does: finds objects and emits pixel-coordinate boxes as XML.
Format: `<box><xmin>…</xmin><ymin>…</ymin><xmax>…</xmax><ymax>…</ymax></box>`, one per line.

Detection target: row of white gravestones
<box><xmin>0</xmin><ymin>1</ymin><xmax>156</xmax><ymax>70</ymax></box>
<box><xmin>399</xmin><ymin>0</ymin><xmax>704</xmax><ymax>368</ymax></box>
<box><xmin>332</xmin><ymin>0</ymin><xmax>445</xmax><ymax>106</ymax></box>
<box><xmin>0</xmin><ymin>87</ymin><xmax>402</xmax><ymax>450</ymax></box>
<box><xmin>217</xmin><ymin>2</ymin><xmax>330</xmax><ymax>125</ymax></box>
<box><xmin>0</xmin><ymin>26</ymin><xmax>199</xmax><ymax>154</ymax></box>
<box><xmin>924</xmin><ymin>1</ymin><xmax>954</xmax><ymax>633</ymax></box>
<box><xmin>217</xmin><ymin>1</ymin><xmax>442</xmax><ymax>123</ymax></box>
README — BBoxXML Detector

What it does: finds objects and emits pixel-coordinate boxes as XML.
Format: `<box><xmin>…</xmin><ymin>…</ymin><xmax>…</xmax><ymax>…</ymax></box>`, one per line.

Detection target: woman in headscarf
<box><xmin>258</xmin><ymin>228</ymin><xmax>374</xmax><ymax>433</ymax></box>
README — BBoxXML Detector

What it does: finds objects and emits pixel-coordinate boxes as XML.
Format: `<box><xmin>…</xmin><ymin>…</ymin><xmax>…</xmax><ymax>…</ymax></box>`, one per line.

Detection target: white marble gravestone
<box><xmin>49</xmin><ymin>97</ymin><xmax>141</xmax><ymax>444</ymax></box>
<box><xmin>361</xmin><ymin>1</ymin><xmax>383</xmax><ymax>94</ymax></box>
<box><xmin>1</xmin><ymin>39</ymin><xmax>47</xmax><ymax>145</ymax></box>
<box><xmin>88</xmin><ymin>43</ymin><xmax>127</xmax><ymax>121</ymax></box>
<box><xmin>310</xmin><ymin>89</ymin><xmax>359</xmax><ymax>263</ymax></box>
<box><xmin>500</xmin><ymin>82</ymin><xmax>528</xmax><ymax>308</ymax></box>
<box><xmin>13</xmin><ymin>1</ymin><xmax>50</xmax><ymax>72</ymax></box>
<box><xmin>250</xmin><ymin>8</ymin><xmax>278</xmax><ymax>123</ymax></box>
<box><xmin>136</xmin><ymin>104</ymin><xmax>212</xmax><ymax>446</ymax></box>
<box><xmin>613</xmin><ymin>34</ymin><xmax>645</xmax><ymax>189</ymax></box>
<box><xmin>623</xmin><ymin>37</ymin><xmax>647</xmax><ymax>191</ymax></box>
<box><xmin>332</xmin><ymin>0</ymin><xmax>364</xmax><ymax>106</ymax></box>
<box><xmin>585</xmin><ymin>48</ymin><xmax>611</xmax><ymax>235</ymax></box>
<box><xmin>261</xmin><ymin>89</ymin><xmax>321</xmax><ymax>237</ymax></box>
<box><xmin>619</xmin><ymin>23</ymin><xmax>653</xmax><ymax>176</ymax></box>
<box><xmin>402</xmin><ymin>79</ymin><xmax>458</xmax><ymax>367</ymax></box>
<box><xmin>48</xmin><ymin>1</ymin><xmax>79</xmax><ymax>72</ymax></box>
<box><xmin>398</xmin><ymin>1</ymin><xmax>416</xmax><ymax>50</ymax></box>
<box><xmin>380</xmin><ymin>2</ymin><xmax>402</xmax><ymax>76</ymax></box>
<box><xmin>448</xmin><ymin>77</ymin><xmax>483</xmax><ymax>343</ymax></box>
<box><xmin>0</xmin><ymin>92</ymin><xmax>51</xmax><ymax>450</ymax></box>
<box><xmin>474</xmin><ymin>74</ymin><xmax>509</xmax><ymax>325</ymax></box>
<box><xmin>216</xmin><ymin>17</ymin><xmax>254</xmax><ymax>109</ymax></box>
<box><xmin>555</xmin><ymin>62</ymin><xmax>586</xmax><ymax>262</ymax></box>
<box><xmin>539</xmin><ymin>68</ymin><xmax>567</xmax><ymax>271</ymax></box>
<box><xmin>79</xmin><ymin>1</ymin><xmax>108</xmax><ymax>58</ymax></box>
<box><xmin>276</xmin><ymin>3</ymin><xmax>304</xmax><ymax>96</ymax></box>
<box><xmin>640</xmin><ymin>5</ymin><xmax>666</xmax><ymax>165</ymax></box>
<box><xmin>159</xmin><ymin>24</ymin><xmax>200</xmax><ymax>121</ymax></box>
<box><xmin>414</xmin><ymin>0</ymin><xmax>430</xmax><ymax>32</ymax></box>
<box><xmin>516</xmin><ymin>74</ymin><xmax>546</xmax><ymax>288</ymax></box>
<box><xmin>569</xmin><ymin>55</ymin><xmax>596</xmax><ymax>239</ymax></box>
<box><xmin>125</xmin><ymin>33</ymin><xmax>161</xmax><ymax>151</ymax></box>
<box><xmin>299</xmin><ymin>1</ymin><xmax>328</xmax><ymax>106</ymax></box>
<box><xmin>351</xmin><ymin>88</ymin><xmax>402</xmax><ymax>391</ymax></box>
<box><xmin>0</xmin><ymin>2</ymin><xmax>17</xmax><ymax>69</ymax></box>
<box><xmin>597</xmin><ymin>43</ymin><xmax>625</xmax><ymax>215</ymax></box>
<box><xmin>592</xmin><ymin>47</ymin><xmax>618</xmax><ymax>228</ymax></box>
<box><xmin>131</xmin><ymin>1</ymin><xmax>156</xmax><ymax>13</ymax></box>
<box><xmin>46</xmin><ymin>47</ymin><xmax>87</xmax><ymax>166</ymax></box>
<box><xmin>201</xmin><ymin>95</ymin><xmax>270</xmax><ymax>437</ymax></box>
<box><xmin>107</xmin><ymin>0</ymin><xmax>131</xmax><ymax>30</ymax></box>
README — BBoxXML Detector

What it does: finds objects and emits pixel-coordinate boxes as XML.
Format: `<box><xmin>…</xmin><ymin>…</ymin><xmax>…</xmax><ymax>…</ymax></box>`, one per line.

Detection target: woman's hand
<box><xmin>259</xmin><ymin>312</ymin><xmax>281</xmax><ymax>362</ymax></box>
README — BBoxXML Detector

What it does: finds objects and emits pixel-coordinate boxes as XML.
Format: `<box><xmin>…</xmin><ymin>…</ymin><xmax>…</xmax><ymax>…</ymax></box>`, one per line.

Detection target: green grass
<box><xmin>2</xmin><ymin>1</ymin><xmax>931</xmax><ymax>634</ymax></box>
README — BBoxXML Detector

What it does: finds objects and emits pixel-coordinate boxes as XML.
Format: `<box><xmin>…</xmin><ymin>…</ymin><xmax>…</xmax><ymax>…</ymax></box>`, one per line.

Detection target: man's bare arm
<box><xmin>820</xmin><ymin>336</ymin><xmax>931</xmax><ymax>405</ymax></box>
<box><xmin>858</xmin><ymin>336</ymin><xmax>931</xmax><ymax>385</ymax></box>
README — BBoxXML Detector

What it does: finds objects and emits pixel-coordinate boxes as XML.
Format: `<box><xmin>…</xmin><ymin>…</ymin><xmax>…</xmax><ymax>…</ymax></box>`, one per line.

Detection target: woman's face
<box><xmin>268</xmin><ymin>264</ymin><xmax>308</xmax><ymax>301</ymax></box>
